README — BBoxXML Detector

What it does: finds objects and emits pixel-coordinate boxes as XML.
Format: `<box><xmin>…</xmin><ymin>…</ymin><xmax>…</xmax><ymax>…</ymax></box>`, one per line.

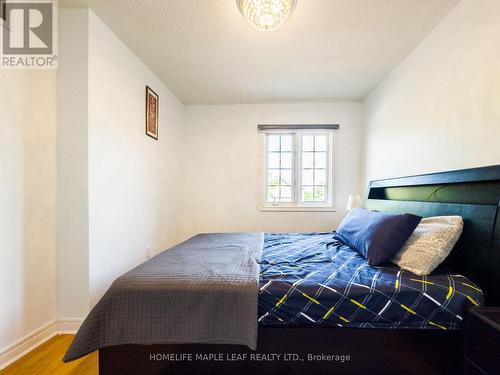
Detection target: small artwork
<box><xmin>145</xmin><ymin>86</ymin><xmax>159</xmax><ymax>140</ymax></box>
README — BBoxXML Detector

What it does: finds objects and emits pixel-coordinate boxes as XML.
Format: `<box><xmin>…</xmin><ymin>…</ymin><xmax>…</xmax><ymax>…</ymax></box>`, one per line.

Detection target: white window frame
<box><xmin>260</xmin><ymin>130</ymin><xmax>336</xmax><ymax>212</ymax></box>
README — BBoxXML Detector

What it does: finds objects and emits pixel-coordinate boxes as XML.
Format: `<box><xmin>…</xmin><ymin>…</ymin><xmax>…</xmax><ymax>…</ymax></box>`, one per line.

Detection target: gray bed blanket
<box><xmin>64</xmin><ymin>232</ymin><xmax>264</xmax><ymax>361</ymax></box>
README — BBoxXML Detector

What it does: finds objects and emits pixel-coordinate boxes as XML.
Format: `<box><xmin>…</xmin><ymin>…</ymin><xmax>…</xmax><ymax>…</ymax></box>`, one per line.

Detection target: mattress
<box><xmin>258</xmin><ymin>232</ymin><xmax>483</xmax><ymax>330</ymax></box>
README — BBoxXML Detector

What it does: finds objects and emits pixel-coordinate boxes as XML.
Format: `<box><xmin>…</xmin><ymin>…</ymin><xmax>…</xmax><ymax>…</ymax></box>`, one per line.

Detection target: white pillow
<box><xmin>391</xmin><ymin>216</ymin><xmax>463</xmax><ymax>276</ymax></box>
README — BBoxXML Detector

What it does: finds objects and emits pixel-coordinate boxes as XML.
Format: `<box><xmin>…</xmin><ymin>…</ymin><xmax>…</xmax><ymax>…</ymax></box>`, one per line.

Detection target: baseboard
<box><xmin>58</xmin><ymin>317</ymin><xmax>84</xmax><ymax>334</ymax></box>
<box><xmin>0</xmin><ymin>318</ymin><xmax>84</xmax><ymax>370</ymax></box>
<box><xmin>0</xmin><ymin>320</ymin><xmax>58</xmax><ymax>370</ymax></box>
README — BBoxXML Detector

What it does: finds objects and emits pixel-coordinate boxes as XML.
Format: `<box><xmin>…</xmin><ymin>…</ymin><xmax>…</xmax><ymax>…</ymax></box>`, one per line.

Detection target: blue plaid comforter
<box><xmin>258</xmin><ymin>233</ymin><xmax>483</xmax><ymax>330</ymax></box>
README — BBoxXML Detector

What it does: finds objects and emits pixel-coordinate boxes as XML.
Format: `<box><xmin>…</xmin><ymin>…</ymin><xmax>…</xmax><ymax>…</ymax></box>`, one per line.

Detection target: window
<box><xmin>263</xmin><ymin>131</ymin><xmax>335</xmax><ymax>210</ymax></box>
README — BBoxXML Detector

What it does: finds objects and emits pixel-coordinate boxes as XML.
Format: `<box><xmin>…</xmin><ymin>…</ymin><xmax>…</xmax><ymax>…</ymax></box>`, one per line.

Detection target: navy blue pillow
<box><xmin>333</xmin><ymin>208</ymin><xmax>422</xmax><ymax>265</ymax></box>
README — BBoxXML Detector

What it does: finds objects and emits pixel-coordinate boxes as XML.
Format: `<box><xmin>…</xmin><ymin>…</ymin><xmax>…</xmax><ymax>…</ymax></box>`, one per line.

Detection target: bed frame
<box><xmin>99</xmin><ymin>164</ymin><xmax>500</xmax><ymax>374</ymax></box>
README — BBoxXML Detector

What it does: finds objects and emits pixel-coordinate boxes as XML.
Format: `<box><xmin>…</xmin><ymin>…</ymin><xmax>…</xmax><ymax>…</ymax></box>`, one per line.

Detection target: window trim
<box><xmin>260</xmin><ymin>130</ymin><xmax>336</xmax><ymax>212</ymax></box>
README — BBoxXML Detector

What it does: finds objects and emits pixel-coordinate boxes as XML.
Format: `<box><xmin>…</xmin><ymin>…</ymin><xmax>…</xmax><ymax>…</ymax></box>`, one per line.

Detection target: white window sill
<box><xmin>259</xmin><ymin>206</ymin><xmax>337</xmax><ymax>212</ymax></box>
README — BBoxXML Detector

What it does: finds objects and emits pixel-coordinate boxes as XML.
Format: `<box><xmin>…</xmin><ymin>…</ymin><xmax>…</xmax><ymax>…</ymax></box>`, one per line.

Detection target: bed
<box><xmin>258</xmin><ymin>232</ymin><xmax>482</xmax><ymax>330</ymax></box>
<box><xmin>66</xmin><ymin>164</ymin><xmax>500</xmax><ymax>374</ymax></box>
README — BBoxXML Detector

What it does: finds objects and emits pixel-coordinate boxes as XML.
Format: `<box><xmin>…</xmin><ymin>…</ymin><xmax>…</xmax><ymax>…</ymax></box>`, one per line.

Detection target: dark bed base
<box><xmin>99</xmin><ymin>327</ymin><xmax>465</xmax><ymax>375</ymax></box>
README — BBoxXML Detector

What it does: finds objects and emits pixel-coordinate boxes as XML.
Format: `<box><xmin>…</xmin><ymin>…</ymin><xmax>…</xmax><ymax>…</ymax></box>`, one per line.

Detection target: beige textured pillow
<box><xmin>391</xmin><ymin>216</ymin><xmax>463</xmax><ymax>276</ymax></box>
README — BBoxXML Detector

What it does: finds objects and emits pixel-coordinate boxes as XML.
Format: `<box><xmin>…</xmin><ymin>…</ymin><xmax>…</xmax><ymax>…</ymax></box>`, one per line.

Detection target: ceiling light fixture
<box><xmin>236</xmin><ymin>0</ymin><xmax>297</xmax><ymax>32</ymax></box>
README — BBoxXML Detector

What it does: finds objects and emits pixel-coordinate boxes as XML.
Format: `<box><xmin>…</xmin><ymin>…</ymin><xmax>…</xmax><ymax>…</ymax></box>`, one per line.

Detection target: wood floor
<box><xmin>0</xmin><ymin>335</ymin><xmax>97</xmax><ymax>375</ymax></box>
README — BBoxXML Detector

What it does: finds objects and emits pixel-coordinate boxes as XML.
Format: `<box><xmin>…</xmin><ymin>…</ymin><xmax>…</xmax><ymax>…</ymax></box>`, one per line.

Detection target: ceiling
<box><xmin>60</xmin><ymin>0</ymin><xmax>459</xmax><ymax>104</ymax></box>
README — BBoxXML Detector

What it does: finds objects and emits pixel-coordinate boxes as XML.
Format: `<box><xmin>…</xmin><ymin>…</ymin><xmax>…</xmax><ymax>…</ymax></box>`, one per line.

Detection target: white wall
<box><xmin>180</xmin><ymin>103</ymin><xmax>363</xmax><ymax>238</ymax></box>
<box><xmin>0</xmin><ymin>71</ymin><xmax>57</xmax><ymax>351</ymax></box>
<box><xmin>57</xmin><ymin>8</ymin><xmax>90</xmax><ymax>321</ymax></box>
<box><xmin>1</xmin><ymin>8</ymin><xmax>186</xmax><ymax>364</ymax></box>
<box><xmin>363</xmin><ymin>0</ymin><xmax>500</xmax><ymax>182</ymax></box>
<box><xmin>87</xmin><ymin>11</ymin><xmax>185</xmax><ymax>306</ymax></box>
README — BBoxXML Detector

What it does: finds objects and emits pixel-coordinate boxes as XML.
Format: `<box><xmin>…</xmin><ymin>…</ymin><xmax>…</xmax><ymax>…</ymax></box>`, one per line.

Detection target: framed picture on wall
<box><xmin>145</xmin><ymin>86</ymin><xmax>159</xmax><ymax>140</ymax></box>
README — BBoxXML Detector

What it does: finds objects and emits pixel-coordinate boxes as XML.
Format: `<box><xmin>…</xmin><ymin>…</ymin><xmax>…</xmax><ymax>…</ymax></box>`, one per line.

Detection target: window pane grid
<box><xmin>265</xmin><ymin>132</ymin><xmax>332</xmax><ymax>208</ymax></box>
<box><xmin>301</xmin><ymin>135</ymin><xmax>327</xmax><ymax>203</ymax></box>
<box><xmin>267</xmin><ymin>135</ymin><xmax>294</xmax><ymax>203</ymax></box>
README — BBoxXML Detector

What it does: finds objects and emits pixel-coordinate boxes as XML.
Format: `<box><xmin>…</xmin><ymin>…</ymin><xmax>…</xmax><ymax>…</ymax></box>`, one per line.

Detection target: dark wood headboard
<box><xmin>365</xmin><ymin>165</ymin><xmax>500</xmax><ymax>306</ymax></box>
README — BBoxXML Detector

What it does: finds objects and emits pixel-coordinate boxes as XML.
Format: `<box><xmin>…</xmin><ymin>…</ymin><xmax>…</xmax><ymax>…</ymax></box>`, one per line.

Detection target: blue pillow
<box><xmin>333</xmin><ymin>208</ymin><xmax>422</xmax><ymax>265</ymax></box>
